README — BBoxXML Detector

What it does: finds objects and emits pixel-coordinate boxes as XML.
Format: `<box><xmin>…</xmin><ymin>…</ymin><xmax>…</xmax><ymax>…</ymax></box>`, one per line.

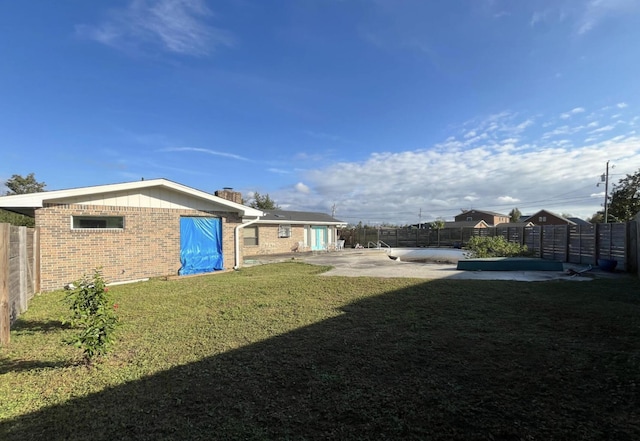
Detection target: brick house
<box><xmin>243</xmin><ymin>210</ymin><xmax>346</xmax><ymax>255</ymax></box>
<box><xmin>454</xmin><ymin>210</ymin><xmax>509</xmax><ymax>226</ymax></box>
<box><xmin>524</xmin><ymin>210</ymin><xmax>577</xmax><ymax>226</ymax></box>
<box><xmin>0</xmin><ymin>179</ymin><xmax>263</xmax><ymax>292</ymax></box>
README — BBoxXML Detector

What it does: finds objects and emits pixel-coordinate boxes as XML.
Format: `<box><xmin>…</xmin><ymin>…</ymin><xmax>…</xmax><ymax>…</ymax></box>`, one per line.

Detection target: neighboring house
<box><xmin>495</xmin><ymin>221</ymin><xmax>535</xmax><ymax>228</ymax></box>
<box><xmin>454</xmin><ymin>210</ymin><xmax>509</xmax><ymax>226</ymax></box>
<box><xmin>0</xmin><ymin>179</ymin><xmax>263</xmax><ymax>292</ymax></box>
<box><xmin>526</xmin><ymin>210</ymin><xmax>577</xmax><ymax>226</ymax></box>
<box><xmin>566</xmin><ymin>217</ymin><xmax>592</xmax><ymax>226</ymax></box>
<box><xmin>243</xmin><ymin>210</ymin><xmax>347</xmax><ymax>255</ymax></box>
<box><xmin>443</xmin><ymin>220</ymin><xmax>490</xmax><ymax>229</ymax></box>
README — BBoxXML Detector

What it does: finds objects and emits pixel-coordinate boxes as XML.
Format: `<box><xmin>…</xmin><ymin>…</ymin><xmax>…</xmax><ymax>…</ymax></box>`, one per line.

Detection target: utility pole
<box><xmin>603</xmin><ymin>161</ymin><xmax>610</xmax><ymax>223</ymax></box>
<box><xmin>418</xmin><ymin>208</ymin><xmax>422</xmax><ymax>228</ymax></box>
<box><xmin>331</xmin><ymin>203</ymin><xmax>336</xmax><ymax>218</ymax></box>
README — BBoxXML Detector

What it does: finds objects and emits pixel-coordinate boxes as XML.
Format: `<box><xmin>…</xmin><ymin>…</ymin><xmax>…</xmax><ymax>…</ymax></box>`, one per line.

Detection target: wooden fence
<box><xmin>0</xmin><ymin>223</ymin><xmax>40</xmax><ymax>346</ymax></box>
<box><xmin>343</xmin><ymin>222</ymin><xmax>637</xmax><ymax>273</ymax></box>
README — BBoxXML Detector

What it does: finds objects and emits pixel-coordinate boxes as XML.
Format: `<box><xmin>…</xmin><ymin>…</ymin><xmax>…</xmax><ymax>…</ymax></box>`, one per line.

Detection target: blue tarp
<box><xmin>179</xmin><ymin>217</ymin><xmax>223</xmax><ymax>275</ymax></box>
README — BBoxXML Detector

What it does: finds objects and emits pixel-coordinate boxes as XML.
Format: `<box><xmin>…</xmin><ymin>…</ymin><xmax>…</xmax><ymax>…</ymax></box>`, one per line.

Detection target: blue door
<box><xmin>179</xmin><ymin>217</ymin><xmax>223</xmax><ymax>275</ymax></box>
<box><xmin>311</xmin><ymin>226</ymin><xmax>328</xmax><ymax>251</ymax></box>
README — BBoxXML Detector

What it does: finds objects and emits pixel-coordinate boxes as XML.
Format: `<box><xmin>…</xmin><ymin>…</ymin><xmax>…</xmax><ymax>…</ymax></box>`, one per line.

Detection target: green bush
<box><xmin>465</xmin><ymin>236</ymin><xmax>529</xmax><ymax>258</ymax></box>
<box><xmin>63</xmin><ymin>269</ymin><xmax>119</xmax><ymax>363</ymax></box>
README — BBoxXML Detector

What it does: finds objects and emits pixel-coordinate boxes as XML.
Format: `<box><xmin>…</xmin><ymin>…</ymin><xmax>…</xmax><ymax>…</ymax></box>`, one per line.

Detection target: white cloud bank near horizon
<box><xmin>274</xmin><ymin>106</ymin><xmax>640</xmax><ymax>225</ymax></box>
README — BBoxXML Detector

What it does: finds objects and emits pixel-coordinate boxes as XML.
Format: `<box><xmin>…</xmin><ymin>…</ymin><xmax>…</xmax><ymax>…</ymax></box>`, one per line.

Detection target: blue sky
<box><xmin>2</xmin><ymin>0</ymin><xmax>640</xmax><ymax>225</ymax></box>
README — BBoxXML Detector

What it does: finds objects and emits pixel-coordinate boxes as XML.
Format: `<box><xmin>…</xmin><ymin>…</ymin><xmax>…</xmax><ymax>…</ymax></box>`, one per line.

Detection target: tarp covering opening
<box><xmin>179</xmin><ymin>217</ymin><xmax>223</xmax><ymax>275</ymax></box>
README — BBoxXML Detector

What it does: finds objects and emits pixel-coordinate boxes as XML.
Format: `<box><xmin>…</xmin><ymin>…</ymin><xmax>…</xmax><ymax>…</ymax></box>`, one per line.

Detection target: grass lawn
<box><xmin>1</xmin><ymin>262</ymin><xmax>639</xmax><ymax>440</ymax></box>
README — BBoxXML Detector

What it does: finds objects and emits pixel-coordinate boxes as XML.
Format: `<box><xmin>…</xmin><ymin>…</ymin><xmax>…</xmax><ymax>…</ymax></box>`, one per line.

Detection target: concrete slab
<box><xmin>283</xmin><ymin>249</ymin><xmax>605</xmax><ymax>282</ymax></box>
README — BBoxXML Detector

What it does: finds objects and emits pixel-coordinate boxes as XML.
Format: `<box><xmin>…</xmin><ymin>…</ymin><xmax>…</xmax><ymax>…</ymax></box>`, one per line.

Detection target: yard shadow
<box><xmin>0</xmin><ymin>357</ymin><xmax>72</xmax><ymax>375</ymax></box>
<box><xmin>10</xmin><ymin>319</ymin><xmax>71</xmax><ymax>335</ymax></box>
<box><xmin>1</xmin><ymin>280</ymin><xmax>638</xmax><ymax>440</ymax></box>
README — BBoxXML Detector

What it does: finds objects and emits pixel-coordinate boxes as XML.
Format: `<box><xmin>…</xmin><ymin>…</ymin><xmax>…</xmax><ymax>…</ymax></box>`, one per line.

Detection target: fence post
<box><xmin>593</xmin><ymin>223</ymin><xmax>599</xmax><ymax>265</ymax></box>
<box><xmin>564</xmin><ymin>225</ymin><xmax>569</xmax><ymax>263</ymax></box>
<box><xmin>34</xmin><ymin>227</ymin><xmax>41</xmax><ymax>293</ymax></box>
<box><xmin>1</xmin><ymin>223</ymin><xmax>10</xmax><ymax>346</ymax></box>
<box><xmin>19</xmin><ymin>226</ymin><xmax>27</xmax><ymax>313</ymax></box>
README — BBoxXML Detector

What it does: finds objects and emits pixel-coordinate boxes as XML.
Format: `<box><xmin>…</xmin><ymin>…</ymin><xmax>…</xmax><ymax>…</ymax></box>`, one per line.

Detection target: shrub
<box><xmin>63</xmin><ymin>269</ymin><xmax>119</xmax><ymax>363</ymax></box>
<box><xmin>465</xmin><ymin>236</ymin><xmax>529</xmax><ymax>258</ymax></box>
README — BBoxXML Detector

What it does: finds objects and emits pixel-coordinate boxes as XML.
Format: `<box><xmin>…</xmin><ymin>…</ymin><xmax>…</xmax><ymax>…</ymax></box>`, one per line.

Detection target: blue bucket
<box><xmin>597</xmin><ymin>259</ymin><xmax>617</xmax><ymax>272</ymax></box>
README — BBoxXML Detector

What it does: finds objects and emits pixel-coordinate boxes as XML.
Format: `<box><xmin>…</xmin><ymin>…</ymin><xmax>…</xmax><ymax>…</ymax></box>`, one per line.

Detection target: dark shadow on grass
<box><xmin>11</xmin><ymin>319</ymin><xmax>71</xmax><ymax>335</ymax></box>
<box><xmin>1</xmin><ymin>279</ymin><xmax>639</xmax><ymax>440</ymax></box>
<box><xmin>0</xmin><ymin>357</ymin><xmax>72</xmax><ymax>374</ymax></box>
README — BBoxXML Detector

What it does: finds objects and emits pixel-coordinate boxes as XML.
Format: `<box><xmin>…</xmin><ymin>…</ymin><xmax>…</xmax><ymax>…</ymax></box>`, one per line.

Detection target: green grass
<box><xmin>1</xmin><ymin>262</ymin><xmax>639</xmax><ymax>440</ymax></box>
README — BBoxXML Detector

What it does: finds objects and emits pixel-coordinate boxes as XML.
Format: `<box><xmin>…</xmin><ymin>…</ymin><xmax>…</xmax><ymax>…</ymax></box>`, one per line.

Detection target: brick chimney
<box><xmin>215</xmin><ymin>187</ymin><xmax>243</xmax><ymax>204</ymax></box>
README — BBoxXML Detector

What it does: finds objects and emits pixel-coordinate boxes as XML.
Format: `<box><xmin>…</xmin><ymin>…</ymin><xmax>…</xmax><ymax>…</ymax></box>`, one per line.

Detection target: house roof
<box><xmin>566</xmin><ymin>217</ymin><xmax>591</xmax><ymax>226</ymax></box>
<box><xmin>457</xmin><ymin>209</ymin><xmax>508</xmax><ymax>217</ymax></box>
<box><xmin>527</xmin><ymin>209</ymin><xmax>577</xmax><ymax>225</ymax></box>
<box><xmin>444</xmin><ymin>220</ymin><xmax>489</xmax><ymax>228</ymax></box>
<box><xmin>495</xmin><ymin>222</ymin><xmax>535</xmax><ymax>227</ymax></box>
<box><xmin>0</xmin><ymin>178</ymin><xmax>264</xmax><ymax>218</ymax></box>
<box><xmin>257</xmin><ymin>210</ymin><xmax>346</xmax><ymax>226</ymax></box>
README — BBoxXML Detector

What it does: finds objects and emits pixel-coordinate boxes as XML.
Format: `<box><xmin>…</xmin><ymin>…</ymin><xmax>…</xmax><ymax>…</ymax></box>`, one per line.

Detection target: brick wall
<box><xmin>244</xmin><ymin>224</ymin><xmax>307</xmax><ymax>256</ymax></box>
<box><xmin>36</xmin><ymin>204</ymin><xmax>242</xmax><ymax>292</ymax></box>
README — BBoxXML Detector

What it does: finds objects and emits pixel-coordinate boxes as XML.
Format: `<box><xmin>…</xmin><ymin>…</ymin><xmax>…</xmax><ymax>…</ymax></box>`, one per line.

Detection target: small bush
<box><xmin>63</xmin><ymin>269</ymin><xmax>119</xmax><ymax>363</ymax></box>
<box><xmin>465</xmin><ymin>236</ymin><xmax>529</xmax><ymax>258</ymax></box>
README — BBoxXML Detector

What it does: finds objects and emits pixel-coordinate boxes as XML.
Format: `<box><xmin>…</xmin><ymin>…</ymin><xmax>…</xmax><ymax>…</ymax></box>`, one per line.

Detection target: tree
<box><xmin>508</xmin><ymin>207</ymin><xmax>521</xmax><ymax>223</ymax></box>
<box><xmin>0</xmin><ymin>173</ymin><xmax>46</xmax><ymax>227</ymax></box>
<box><xmin>587</xmin><ymin>212</ymin><xmax>604</xmax><ymax>224</ymax></box>
<box><xmin>607</xmin><ymin>169</ymin><xmax>640</xmax><ymax>222</ymax></box>
<box><xmin>248</xmin><ymin>192</ymin><xmax>279</xmax><ymax>210</ymax></box>
<box><xmin>4</xmin><ymin>173</ymin><xmax>46</xmax><ymax>195</ymax></box>
<box><xmin>430</xmin><ymin>218</ymin><xmax>445</xmax><ymax>247</ymax></box>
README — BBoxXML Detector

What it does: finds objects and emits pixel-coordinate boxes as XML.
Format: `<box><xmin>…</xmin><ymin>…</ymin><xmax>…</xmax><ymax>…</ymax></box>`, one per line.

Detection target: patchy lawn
<box><xmin>1</xmin><ymin>262</ymin><xmax>639</xmax><ymax>440</ymax></box>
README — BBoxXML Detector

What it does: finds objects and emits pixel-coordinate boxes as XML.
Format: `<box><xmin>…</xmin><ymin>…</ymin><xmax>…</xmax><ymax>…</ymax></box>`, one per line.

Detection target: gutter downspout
<box><xmin>234</xmin><ymin>216</ymin><xmax>262</xmax><ymax>270</ymax></box>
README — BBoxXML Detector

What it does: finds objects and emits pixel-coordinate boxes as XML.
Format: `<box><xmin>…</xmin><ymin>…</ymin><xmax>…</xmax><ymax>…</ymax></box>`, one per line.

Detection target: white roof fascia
<box><xmin>0</xmin><ymin>178</ymin><xmax>264</xmax><ymax>217</ymax></box>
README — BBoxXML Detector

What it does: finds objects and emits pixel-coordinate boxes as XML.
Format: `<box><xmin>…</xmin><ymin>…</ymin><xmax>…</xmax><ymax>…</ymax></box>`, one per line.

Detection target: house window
<box><xmin>72</xmin><ymin>216</ymin><xmax>124</xmax><ymax>229</ymax></box>
<box><xmin>278</xmin><ymin>224</ymin><xmax>291</xmax><ymax>238</ymax></box>
<box><xmin>244</xmin><ymin>225</ymin><xmax>258</xmax><ymax>246</ymax></box>
<box><xmin>538</xmin><ymin>216</ymin><xmax>546</xmax><ymax>222</ymax></box>
<box><xmin>466</xmin><ymin>216</ymin><xmax>473</xmax><ymax>221</ymax></box>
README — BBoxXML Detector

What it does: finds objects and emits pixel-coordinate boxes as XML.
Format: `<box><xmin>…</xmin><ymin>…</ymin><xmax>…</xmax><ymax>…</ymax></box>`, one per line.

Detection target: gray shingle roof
<box><xmin>259</xmin><ymin>210</ymin><xmax>345</xmax><ymax>224</ymax></box>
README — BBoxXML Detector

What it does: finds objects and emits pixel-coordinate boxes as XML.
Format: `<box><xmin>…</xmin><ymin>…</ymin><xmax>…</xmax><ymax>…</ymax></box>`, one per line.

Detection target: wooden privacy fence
<box><xmin>0</xmin><ymin>223</ymin><xmax>40</xmax><ymax>346</ymax></box>
<box><xmin>344</xmin><ymin>222</ymin><xmax>637</xmax><ymax>272</ymax></box>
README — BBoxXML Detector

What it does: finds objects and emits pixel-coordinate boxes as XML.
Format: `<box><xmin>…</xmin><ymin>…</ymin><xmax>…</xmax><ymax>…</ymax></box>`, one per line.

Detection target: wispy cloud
<box><xmin>560</xmin><ymin>107</ymin><xmax>585</xmax><ymax>119</ymax></box>
<box><xmin>577</xmin><ymin>0</ymin><xmax>640</xmax><ymax>35</ymax></box>
<box><xmin>76</xmin><ymin>0</ymin><xmax>234</xmax><ymax>56</ymax></box>
<box><xmin>159</xmin><ymin>147</ymin><xmax>250</xmax><ymax>161</ymax></box>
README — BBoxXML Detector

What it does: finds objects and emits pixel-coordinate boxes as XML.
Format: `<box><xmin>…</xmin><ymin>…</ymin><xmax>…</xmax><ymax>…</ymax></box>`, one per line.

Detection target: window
<box><xmin>278</xmin><ymin>224</ymin><xmax>291</xmax><ymax>238</ymax></box>
<box><xmin>539</xmin><ymin>216</ymin><xmax>546</xmax><ymax>222</ymax></box>
<box><xmin>466</xmin><ymin>216</ymin><xmax>473</xmax><ymax>221</ymax></box>
<box><xmin>72</xmin><ymin>216</ymin><xmax>124</xmax><ymax>229</ymax></box>
<box><xmin>244</xmin><ymin>225</ymin><xmax>258</xmax><ymax>246</ymax></box>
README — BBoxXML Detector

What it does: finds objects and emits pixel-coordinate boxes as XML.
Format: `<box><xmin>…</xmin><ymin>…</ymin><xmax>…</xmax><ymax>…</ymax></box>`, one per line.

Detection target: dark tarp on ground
<box><xmin>179</xmin><ymin>217</ymin><xmax>223</xmax><ymax>275</ymax></box>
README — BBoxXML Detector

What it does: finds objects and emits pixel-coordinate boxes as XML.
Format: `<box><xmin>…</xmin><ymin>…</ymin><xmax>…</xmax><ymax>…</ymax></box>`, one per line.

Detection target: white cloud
<box><xmin>159</xmin><ymin>147</ymin><xmax>249</xmax><ymax>161</ymax></box>
<box><xmin>497</xmin><ymin>196</ymin><xmax>520</xmax><ymax>203</ymax></box>
<box><xmin>276</xmin><ymin>110</ymin><xmax>640</xmax><ymax>225</ymax></box>
<box><xmin>589</xmin><ymin>125</ymin><xmax>615</xmax><ymax>134</ymax></box>
<box><xmin>76</xmin><ymin>0</ymin><xmax>234</xmax><ymax>56</ymax></box>
<box><xmin>577</xmin><ymin>0</ymin><xmax>640</xmax><ymax>35</ymax></box>
<box><xmin>295</xmin><ymin>182</ymin><xmax>310</xmax><ymax>194</ymax></box>
<box><xmin>571</xmin><ymin>107</ymin><xmax>586</xmax><ymax>114</ymax></box>
<box><xmin>617</xmin><ymin>102</ymin><xmax>629</xmax><ymax>109</ymax></box>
